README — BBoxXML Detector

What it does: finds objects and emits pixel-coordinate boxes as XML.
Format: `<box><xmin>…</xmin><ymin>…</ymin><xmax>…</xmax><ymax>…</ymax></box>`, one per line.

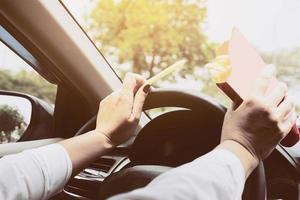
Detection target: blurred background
<box><xmin>1</xmin><ymin>0</ymin><xmax>300</xmax><ymax>141</ymax></box>
<box><xmin>62</xmin><ymin>0</ymin><xmax>300</xmax><ymax>109</ymax></box>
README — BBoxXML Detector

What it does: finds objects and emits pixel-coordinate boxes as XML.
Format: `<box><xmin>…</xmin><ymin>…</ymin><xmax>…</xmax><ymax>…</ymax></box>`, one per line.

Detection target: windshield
<box><xmin>62</xmin><ymin>0</ymin><xmax>300</xmax><ymax>113</ymax></box>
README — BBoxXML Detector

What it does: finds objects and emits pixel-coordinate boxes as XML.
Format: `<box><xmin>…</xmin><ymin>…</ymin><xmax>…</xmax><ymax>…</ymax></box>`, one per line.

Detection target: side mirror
<box><xmin>0</xmin><ymin>95</ymin><xmax>32</xmax><ymax>143</ymax></box>
<box><xmin>0</xmin><ymin>91</ymin><xmax>54</xmax><ymax>143</ymax></box>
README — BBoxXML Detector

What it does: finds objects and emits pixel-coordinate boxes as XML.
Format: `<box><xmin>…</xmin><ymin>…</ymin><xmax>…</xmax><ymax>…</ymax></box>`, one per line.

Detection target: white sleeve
<box><xmin>0</xmin><ymin>143</ymin><xmax>73</xmax><ymax>200</ymax></box>
<box><xmin>109</xmin><ymin>149</ymin><xmax>245</xmax><ymax>200</ymax></box>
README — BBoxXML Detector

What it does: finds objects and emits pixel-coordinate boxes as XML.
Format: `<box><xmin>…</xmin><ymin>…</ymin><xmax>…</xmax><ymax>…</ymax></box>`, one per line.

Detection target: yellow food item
<box><xmin>146</xmin><ymin>59</ymin><xmax>187</xmax><ymax>85</ymax></box>
<box><xmin>216</xmin><ymin>41</ymin><xmax>229</xmax><ymax>56</ymax></box>
<box><xmin>205</xmin><ymin>41</ymin><xmax>232</xmax><ymax>83</ymax></box>
<box><xmin>205</xmin><ymin>55</ymin><xmax>232</xmax><ymax>83</ymax></box>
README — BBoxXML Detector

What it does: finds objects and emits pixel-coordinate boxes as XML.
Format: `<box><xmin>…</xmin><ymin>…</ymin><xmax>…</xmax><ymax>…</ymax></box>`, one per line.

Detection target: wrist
<box><xmin>218</xmin><ymin>140</ymin><xmax>259</xmax><ymax>178</ymax></box>
<box><xmin>90</xmin><ymin>130</ymin><xmax>115</xmax><ymax>150</ymax></box>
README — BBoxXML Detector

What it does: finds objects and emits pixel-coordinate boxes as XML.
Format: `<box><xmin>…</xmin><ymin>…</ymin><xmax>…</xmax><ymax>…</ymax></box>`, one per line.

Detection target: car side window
<box><xmin>0</xmin><ymin>41</ymin><xmax>57</xmax><ymax>143</ymax></box>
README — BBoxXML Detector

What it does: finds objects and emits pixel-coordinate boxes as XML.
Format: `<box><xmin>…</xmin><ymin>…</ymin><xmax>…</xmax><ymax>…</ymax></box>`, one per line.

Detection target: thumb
<box><xmin>232</xmin><ymin>101</ymin><xmax>240</xmax><ymax>111</ymax></box>
<box><xmin>130</xmin><ymin>84</ymin><xmax>151</xmax><ymax>120</ymax></box>
<box><xmin>227</xmin><ymin>101</ymin><xmax>239</xmax><ymax>113</ymax></box>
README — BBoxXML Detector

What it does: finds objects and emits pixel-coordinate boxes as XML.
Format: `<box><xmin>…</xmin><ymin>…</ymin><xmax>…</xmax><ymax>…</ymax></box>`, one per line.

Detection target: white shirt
<box><xmin>0</xmin><ymin>145</ymin><xmax>245</xmax><ymax>200</ymax></box>
<box><xmin>0</xmin><ymin>144</ymin><xmax>72</xmax><ymax>200</ymax></box>
<box><xmin>110</xmin><ymin>149</ymin><xmax>245</xmax><ymax>200</ymax></box>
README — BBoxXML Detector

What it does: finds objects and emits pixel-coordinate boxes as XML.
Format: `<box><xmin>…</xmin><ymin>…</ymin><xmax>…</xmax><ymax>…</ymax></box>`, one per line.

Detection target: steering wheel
<box><xmin>95</xmin><ymin>89</ymin><xmax>266</xmax><ymax>200</ymax></box>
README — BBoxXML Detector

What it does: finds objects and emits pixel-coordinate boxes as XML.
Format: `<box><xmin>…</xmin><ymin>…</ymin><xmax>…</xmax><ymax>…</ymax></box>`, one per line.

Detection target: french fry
<box><xmin>216</xmin><ymin>41</ymin><xmax>229</xmax><ymax>56</ymax></box>
<box><xmin>205</xmin><ymin>55</ymin><xmax>231</xmax><ymax>84</ymax></box>
<box><xmin>145</xmin><ymin>59</ymin><xmax>187</xmax><ymax>85</ymax></box>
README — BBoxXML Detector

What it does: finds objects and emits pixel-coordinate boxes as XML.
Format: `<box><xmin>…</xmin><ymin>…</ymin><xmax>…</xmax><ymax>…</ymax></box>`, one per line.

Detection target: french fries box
<box><xmin>210</xmin><ymin>28</ymin><xmax>299</xmax><ymax>147</ymax></box>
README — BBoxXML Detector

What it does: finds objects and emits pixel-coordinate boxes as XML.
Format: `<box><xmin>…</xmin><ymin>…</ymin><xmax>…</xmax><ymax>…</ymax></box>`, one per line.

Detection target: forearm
<box><xmin>218</xmin><ymin>140</ymin><xmax>259</xmax><ymax>178</ymax></box>
<box><xmin>111</xmin><ymin>141</ymin><xmax>259</xmax><ymax>200</ymax></box>
<box><xmin>0</xmin><ymin>144</ymin><xmax>72</xmax><ymax>200</ymax></box>
<box><xmin>59</xmin><ymin>130</ymin><xmax>114</xmax><ymax>175</ymax></box>
<box><xmin>110</xmin><ymin>147</ymin><xmax>246</xmax><ymax>200</ymax></box>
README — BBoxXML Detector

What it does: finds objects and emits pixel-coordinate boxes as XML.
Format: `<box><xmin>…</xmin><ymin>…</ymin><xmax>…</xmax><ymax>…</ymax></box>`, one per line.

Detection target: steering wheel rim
<box><xmin>91</xmin><ymin>89</ymin><xmax>266</xmax><ymax>200</ymax></box>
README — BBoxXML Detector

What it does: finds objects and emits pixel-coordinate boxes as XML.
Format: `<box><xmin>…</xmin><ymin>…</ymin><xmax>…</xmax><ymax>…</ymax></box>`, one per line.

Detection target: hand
<box><xmin>221</xmin><ymin>65</ymin><xmax>297</xmax><ymax>161</ymax></box>
<box><xmin>61</xmin><ymin>73</ymin><xmax>150</xmax><ymax>174</ymax></box>
<box><xmin>95</xmin><ymin>73</ymin><xmax>150</xmax><ymax>146</ymax></box>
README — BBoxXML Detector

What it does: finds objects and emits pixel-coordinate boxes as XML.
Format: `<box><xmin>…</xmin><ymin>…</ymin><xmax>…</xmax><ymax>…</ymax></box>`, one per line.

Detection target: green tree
<box><xmin>0</xmin><ymin>105</ymin><xmax>26</xmax><ymax>143</ymax></box>
<box><xmin>0</xmin><ymin>70</ymin><xmax>56</xmax><ymax>104</ymax></box>
<box><xmin>87</xmin><ymin>0</ymin><xmax>214</xmax><ymax>79</ymax></box>
<box><xmin>262</xmin><ymin>48</ymin><xmax>300</xmax><ymax>87</ymax></box>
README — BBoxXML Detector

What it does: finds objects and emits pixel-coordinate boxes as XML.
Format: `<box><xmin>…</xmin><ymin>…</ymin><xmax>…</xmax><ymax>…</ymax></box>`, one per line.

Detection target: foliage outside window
<box><xmin>87</xmin><ymin>0</ymin><xmax>214</xmax><ymax>79</ymax></box>
<box><xmin>0</xmin><ymin>41</ymin><xmax>57</xmax><ymax>105</ymax></box>
<box><xmin>0</xmin><ymin>105</ymin><xmax>27</xmax><ymax>143</ymax></box>
<box><xmin>0</xmin><ymin>70</ymin><xmax>56</xmax><ymax>104</ymax></box>
<box><xmin>64</xmin><ymin>0</ymin><xmax>300</xmax><ymax>114</ymax></box>
<box><xmin>0</xmin><ymin>41</ymin><xmax>56</xmax><ymax>142</ymax></box>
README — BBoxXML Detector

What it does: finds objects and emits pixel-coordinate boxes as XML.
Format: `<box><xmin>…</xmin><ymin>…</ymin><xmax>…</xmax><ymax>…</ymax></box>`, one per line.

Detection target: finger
<box><xmin>224</xmin><ymin>102</ymin><xmax>238</xmax><ymax>120</ymax></box>
<box><xmin>130</xmin><ymin>84</ymin><xmax>151</xmax><ymax>120</ymax></box>
<box><xmin>133</xmin><ymin>75</ymin><xmax>146</xmax><ymax>94</ymax></box>
<box><xmin>281</xmin><ymin>112</ymin><xmax>297</xmax><ymax>135</ymax></box>
<box><xmin>266</xmin><ymin>82</ymin><xmax>288</xmax><ymax>107</ymax></box>
<box><xmin>275</xmin><ymin>95</ymin><xmax>294</xmax><ymax>121</ymax></box>
<box><xmin>122</xmin><ymin>73</ymin><xmax>145</xmax><ymax>94</ymax></box>
<box><xmin>122</xmin><ymin>73</ymin><xmax>136</xmax><ymax>93</ymax></box>
<box><xmin>228</xmin><ymin>101</ymin><xmax>239</xmax><ymax>112</ymax></box>
<box><xmin>253</xmin><ymin>64</ymin><xmax>276</xmax><ymax>96</ymax></box>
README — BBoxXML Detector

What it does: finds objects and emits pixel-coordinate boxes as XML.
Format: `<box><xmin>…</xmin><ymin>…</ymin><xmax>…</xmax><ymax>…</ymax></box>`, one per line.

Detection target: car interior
<box><xmin>1</xmin><ymin>1</ymin><xmax>300</xmax><ymax>200</ymax></box>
